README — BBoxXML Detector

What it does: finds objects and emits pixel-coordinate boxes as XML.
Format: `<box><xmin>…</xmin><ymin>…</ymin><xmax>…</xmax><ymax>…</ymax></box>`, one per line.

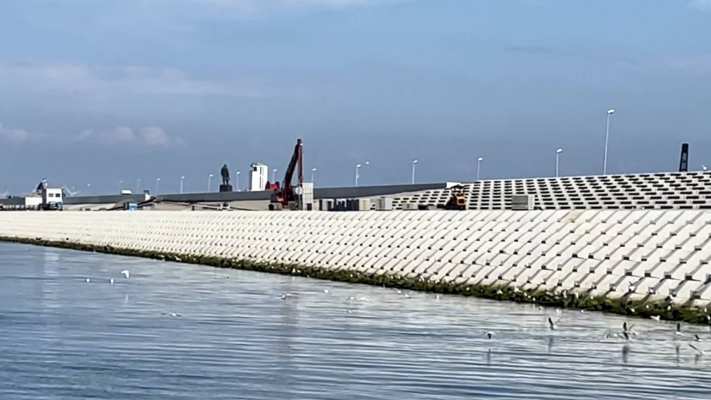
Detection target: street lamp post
<box><xmin>180</xmin><ymin>176</ymin><xmax>185</xmax><ymax>194</ymax></box>
<box><xmin>311</xmin><ymin>167</ymin><xmax>318</xmax><ymax>185</ymax></box>
<box><xmin>703</xmin><ymin>164</ymin><xmax>708</xmax><ymax>172</ymax></box>
<box><xmin>86</xmin><ymin>183</ymin><xmax>91</xmax><ymax>194</ymax></box>
<box><xmin>555</xmin><ymin>148</ymin><xmax>563</xmax><ymax>177</ymax></box>
<box><xmin>411</xmin><ymin>159</ymin><xmax>419</xmax><ymax>184</ymax></box>
<box><xmin>207</xmin><ymin>174</ymin><xmax>214</xmax><ymax>192</ymax></box>
<box><xmin>155</xmin><ymin>178</ymin><xmax>161</xmax><ymax>195</ymax></box>
<box><xmin>235</xmin><ymin>170</ymin><xmax>240</xmax><ymax>191</ymax></box>
<box><xmin>355</xmin><ymin>161</ymin><xmax>369</xmax><ymax>187</ymax></box>
<box><xmin>355</xmin><ymin>163</ymin><xmax>362</xmax><ymax>186</ymax></box>
<box><xmin>272</xmin><ymin>169</ymin><xmax>278</xmax><ymax>184</ymax></box>
<box><xmin>603</xmin><ymin>108</ymin><xmax>615</xmax><ymax>175</ymax></box>
<box><xmin>476</xmin><ymin>157</ymin><xmax>483</xmax><ymax>180</ymax></box>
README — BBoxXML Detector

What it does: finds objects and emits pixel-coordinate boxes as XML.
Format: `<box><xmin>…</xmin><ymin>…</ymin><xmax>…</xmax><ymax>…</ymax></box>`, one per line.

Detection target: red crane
<box><xmin>268</xmin><ymin>138</ymin><xmax>304</xmax><ymax>207</ymax></box>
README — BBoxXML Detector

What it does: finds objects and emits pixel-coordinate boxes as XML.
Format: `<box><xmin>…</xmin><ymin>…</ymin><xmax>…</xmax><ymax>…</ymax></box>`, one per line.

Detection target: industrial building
<box><xmin>3</xmin><ymin>170</ymin><xmax>711</xmax><ymax>212</ymax></box>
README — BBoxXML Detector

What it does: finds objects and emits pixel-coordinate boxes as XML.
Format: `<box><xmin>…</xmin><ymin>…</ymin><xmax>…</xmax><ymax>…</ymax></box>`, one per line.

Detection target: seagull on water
<box><xmin>121</xmin><ymin>270</ymin><xmax>130</xmax><ymax>279</ymax></box>
<box><xmin>109</xmin><ymin>278</ymin><xmax>114</xmax><ymax>285</ymax></box>
<box><xmin>486</xmin><ymin>331</ymin><xmax>494</xmax><ymax>340</ymax></box>
<box><xmin>694</xmin><ymin>334</ymin><xmax>702</xmax><ymax>342</ymax></box>
<box><xmin>689</xmin><ymin>344</ymin><xmax>705</xmax><ymax>356</ymax></box>
<box><xmin>675</xmin><ymin>322</ymin><xmax>685</xmax><ymax>337</ymax></box>
<box><xmin>650</xmin><ymin>315</ymin><xmax>661</xmax><ymax>321</ymax></box>
<box><xmin>622</xmin><ymin>321</ymin><xmax>638</xmax><ymax>337</ymax></box>
<box><xmin>85</xmin><ymin>278</ymin><xmax>91</xmax><ymax>283</ymax></box>
<box><xmin>547</xmin><ymin>316</ymin><xmax>560</xmax><ymax>331</ymax></box>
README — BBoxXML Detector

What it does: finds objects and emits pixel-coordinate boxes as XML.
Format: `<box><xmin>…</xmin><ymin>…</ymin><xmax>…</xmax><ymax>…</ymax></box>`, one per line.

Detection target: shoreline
<box><xmin>2</xmin><ymin>235</ymin><xmax>709</xmax><ymax>325</ymax></box>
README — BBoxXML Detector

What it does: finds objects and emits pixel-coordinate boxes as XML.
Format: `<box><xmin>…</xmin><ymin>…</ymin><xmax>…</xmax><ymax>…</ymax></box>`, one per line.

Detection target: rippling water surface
<box><xmin>1</xmin><ymin>243</ymin><xmax>711</xmax><ymax>399</ymax></box>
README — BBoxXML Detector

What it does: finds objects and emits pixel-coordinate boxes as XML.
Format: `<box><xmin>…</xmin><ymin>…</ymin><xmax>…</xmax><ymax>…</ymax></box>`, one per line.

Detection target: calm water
<box><xmin>1</xmin><ymin>243</ymin><xmax>710</xmax><ymax>399</ymax></box>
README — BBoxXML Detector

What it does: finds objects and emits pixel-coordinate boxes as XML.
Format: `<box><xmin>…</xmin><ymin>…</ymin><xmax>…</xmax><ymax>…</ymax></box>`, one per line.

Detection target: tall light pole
<box><xmin>272</xmin><ymin>169</ymin><xmax>278</xmax><ymax>183</ymax></box>
<box><xmin>119</xmin><ymin>180</ymin><xmax>124</xmax><ymax>193</ymax></box>
<box><xmin>411</xmin><ymin>159</ymin><xmax>419</xmax><ymax>184</ymax></box>
<box><xmin>311</xmin><ymin>167</ymin><xmax>318</xmax><ymax>185</ymax></box>
<box><xmin>703</xmin><ymin>164</ymin><xmax>708</xmax><ymax>172</ymax></box>
<box><xmin>235</xmin><ymin>170</ymin><xmax>240</xmax><ymax>191</ymax></box>
<box><xmin>207</xmin><ymin>174</ymin><xmax>214</xmax><ymax>192</ymax></box>
<box><xmin>603</xmin><ymin>108</ymin><xmax>616</xmax><ymax>175</ymax></box>
<box><xmin>155</xmin><ymin>177</ymin><xmax>161</xmax><ymax>195</ymax></box>
<box><xmin>86</xmin><ymin>183</ymin><xmax>91</xmax><ymax>194</ymax></box>
<box><xmin>476</xmin><ymin>157</ymin><xmax>483</xmax><ymax>180</ymax></box>
<box><xmin>135</xmin><ymin>178</ymin><xmax>142</xmax><ymax>193</ymax></box>
<box><xmin>179</xmin><ymin>176</ymin><xmax>185</xmax><ymax>194</ymax></box>
<box><xmin>555</xmin><ymin>148</ymin><xmax>563</xmax><ymax>177</ymax></box>
<box><xmin>355</xmin><ymin>163</ymin><xmax>362</xmax><ymax>186</ymax></box>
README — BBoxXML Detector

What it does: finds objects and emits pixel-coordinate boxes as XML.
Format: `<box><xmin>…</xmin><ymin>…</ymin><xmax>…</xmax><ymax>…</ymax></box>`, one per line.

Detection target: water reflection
<box><xmin>1</xmin><ymin>243</ymin><xmax>710</xmax><ymax>400</ymax></box>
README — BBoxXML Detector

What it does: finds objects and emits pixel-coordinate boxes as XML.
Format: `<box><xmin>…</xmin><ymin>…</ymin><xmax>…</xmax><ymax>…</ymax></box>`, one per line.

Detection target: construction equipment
<box><xmin>34</xmin><ymin>179</ymin><xmax>64</xmax><ymax>210</ymax></box>
<box><xmin>269</xmin><ymin>138</ymin><xmax>304</xmax><ymax>209</ymax></box>
<box><xmin>442</xmin><ymin>185</ymin><xmax>468</xmax><ymax>210</ymax></box>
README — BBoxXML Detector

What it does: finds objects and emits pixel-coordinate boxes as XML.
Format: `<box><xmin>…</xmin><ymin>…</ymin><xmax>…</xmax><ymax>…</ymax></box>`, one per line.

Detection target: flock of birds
<box><xmin>482</xmin><ymin>312</ymin><xmax>709</xmax><ymax>360</ymax></box>
<box><xmin>275</xmin><ymin>284</ymin><xmax>711</xmax><ymax>360</ymax></box>
<box><xmin>84</xmin><ymin>268</ymin><xmax>709</xmax><ymax>360</ymax></box>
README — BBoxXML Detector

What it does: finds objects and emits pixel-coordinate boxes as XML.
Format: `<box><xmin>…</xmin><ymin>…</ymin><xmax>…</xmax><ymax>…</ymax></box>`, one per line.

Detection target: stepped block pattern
<box><xmin>1</xmin><ymin>210</ymin><xmax>710</xmax><ymax>306</ymax></box>
<box><xmin>393</xmin><ymin>171</ymin><xmax>711</xmax><ymax>210</ymax></box>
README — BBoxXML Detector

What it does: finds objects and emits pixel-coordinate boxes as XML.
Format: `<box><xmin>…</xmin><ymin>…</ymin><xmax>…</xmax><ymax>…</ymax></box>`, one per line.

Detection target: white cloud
<box><xmin>199</xmin><ymin>0</ymin><xmax>407</xmax><ymax>14</ymax></box>
<box><xmin>139</xmin><ymin>127</ymin><xmax>171</xmax><ymax>146</ymax></box>
<box><xmin>690</xmin><ymin>0</ymin><xmax>711</xmax><ymax>11</ymax></box>
<box><xmin>0</xmin><ymin>62</ymin><xmax>265</xmax><ymax>98</ymax></box>
<box><xmin>0</xmin><ymin>123</ymin><xmax>31</xmax><ymax>143</ymax></box>
<box><xmin>76</xmin><ymin>126</ymin><xmax>180</xmax><ymax>147</ymax></box>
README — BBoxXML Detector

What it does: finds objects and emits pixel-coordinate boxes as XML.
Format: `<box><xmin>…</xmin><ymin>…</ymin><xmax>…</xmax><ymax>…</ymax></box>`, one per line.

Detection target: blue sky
<box><xmin>1</xmin><ymin>0</ymin><xmax>710</xmax><ymax>195</ymax></box>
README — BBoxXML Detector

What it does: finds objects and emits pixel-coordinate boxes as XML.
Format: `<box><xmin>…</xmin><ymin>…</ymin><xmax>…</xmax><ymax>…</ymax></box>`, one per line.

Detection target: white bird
<box><xmin>622</xmin><ymin>321</ymin><xmax>638</xmax><ymax>336</ymax></box>
<box><xmin>689</xmin><ymin>344</ymin><xmax>705</xmax><ymax>356</ymax></box>
<box><xmin>621</xmin><ymin>322</ymin><xmax>637</xmax><ymax>340</ymax></box>
<box><xmin>547</xmin><ymin>316</ymin><xmax>559</xmax><ymax>331</ymax></box>
<box><xmin>650</xmin><ymin>315</ymin><xmax>661</xmax><ymax>321</ymax></box>
<box><xmin>694</xmin><ymin>334</ymin><xmax>702</xmax><ymax>342</ymax></box>
<box><xmin>323</xmin><ymin>289</ymin><xmax>329</xmax><ymax>294</ymax></box>
<box><xmin>675</xmin><ymin>322</ymin><xmax>686</xmax><ymax>337</ymax></box>
<box><xmin>109</xmin><ymin>278</ymin><xmax>114</xmax><ymax>285</ymax></box>
<box><xmin>84</xmin><ymin>278</ymin><xmax>90</xmax><ymax>283</ymax></box>
<box><xmin>121</xmin><ymin>270</ymin><xmax>130</xmax><ymax>279</ymax></box>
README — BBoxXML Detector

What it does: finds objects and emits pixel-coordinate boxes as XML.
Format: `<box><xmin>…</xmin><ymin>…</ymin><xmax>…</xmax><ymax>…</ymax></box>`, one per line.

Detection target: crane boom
<box><xmin>270</xmin><ymin>138</ymin><xmax>304</xmax><ymax>208</ymax></box>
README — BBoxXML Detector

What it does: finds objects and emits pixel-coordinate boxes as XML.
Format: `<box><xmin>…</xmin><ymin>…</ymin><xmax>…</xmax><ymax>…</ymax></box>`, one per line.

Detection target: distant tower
<box><xmin>679</xmin><ymin>143</ymin><xmax>689</xmax><ymax>172</ymax></box>
<box><xmin>249</xmin><ymin>163</ymin><xmax>269</xmax><ymax>191</ymax></box>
